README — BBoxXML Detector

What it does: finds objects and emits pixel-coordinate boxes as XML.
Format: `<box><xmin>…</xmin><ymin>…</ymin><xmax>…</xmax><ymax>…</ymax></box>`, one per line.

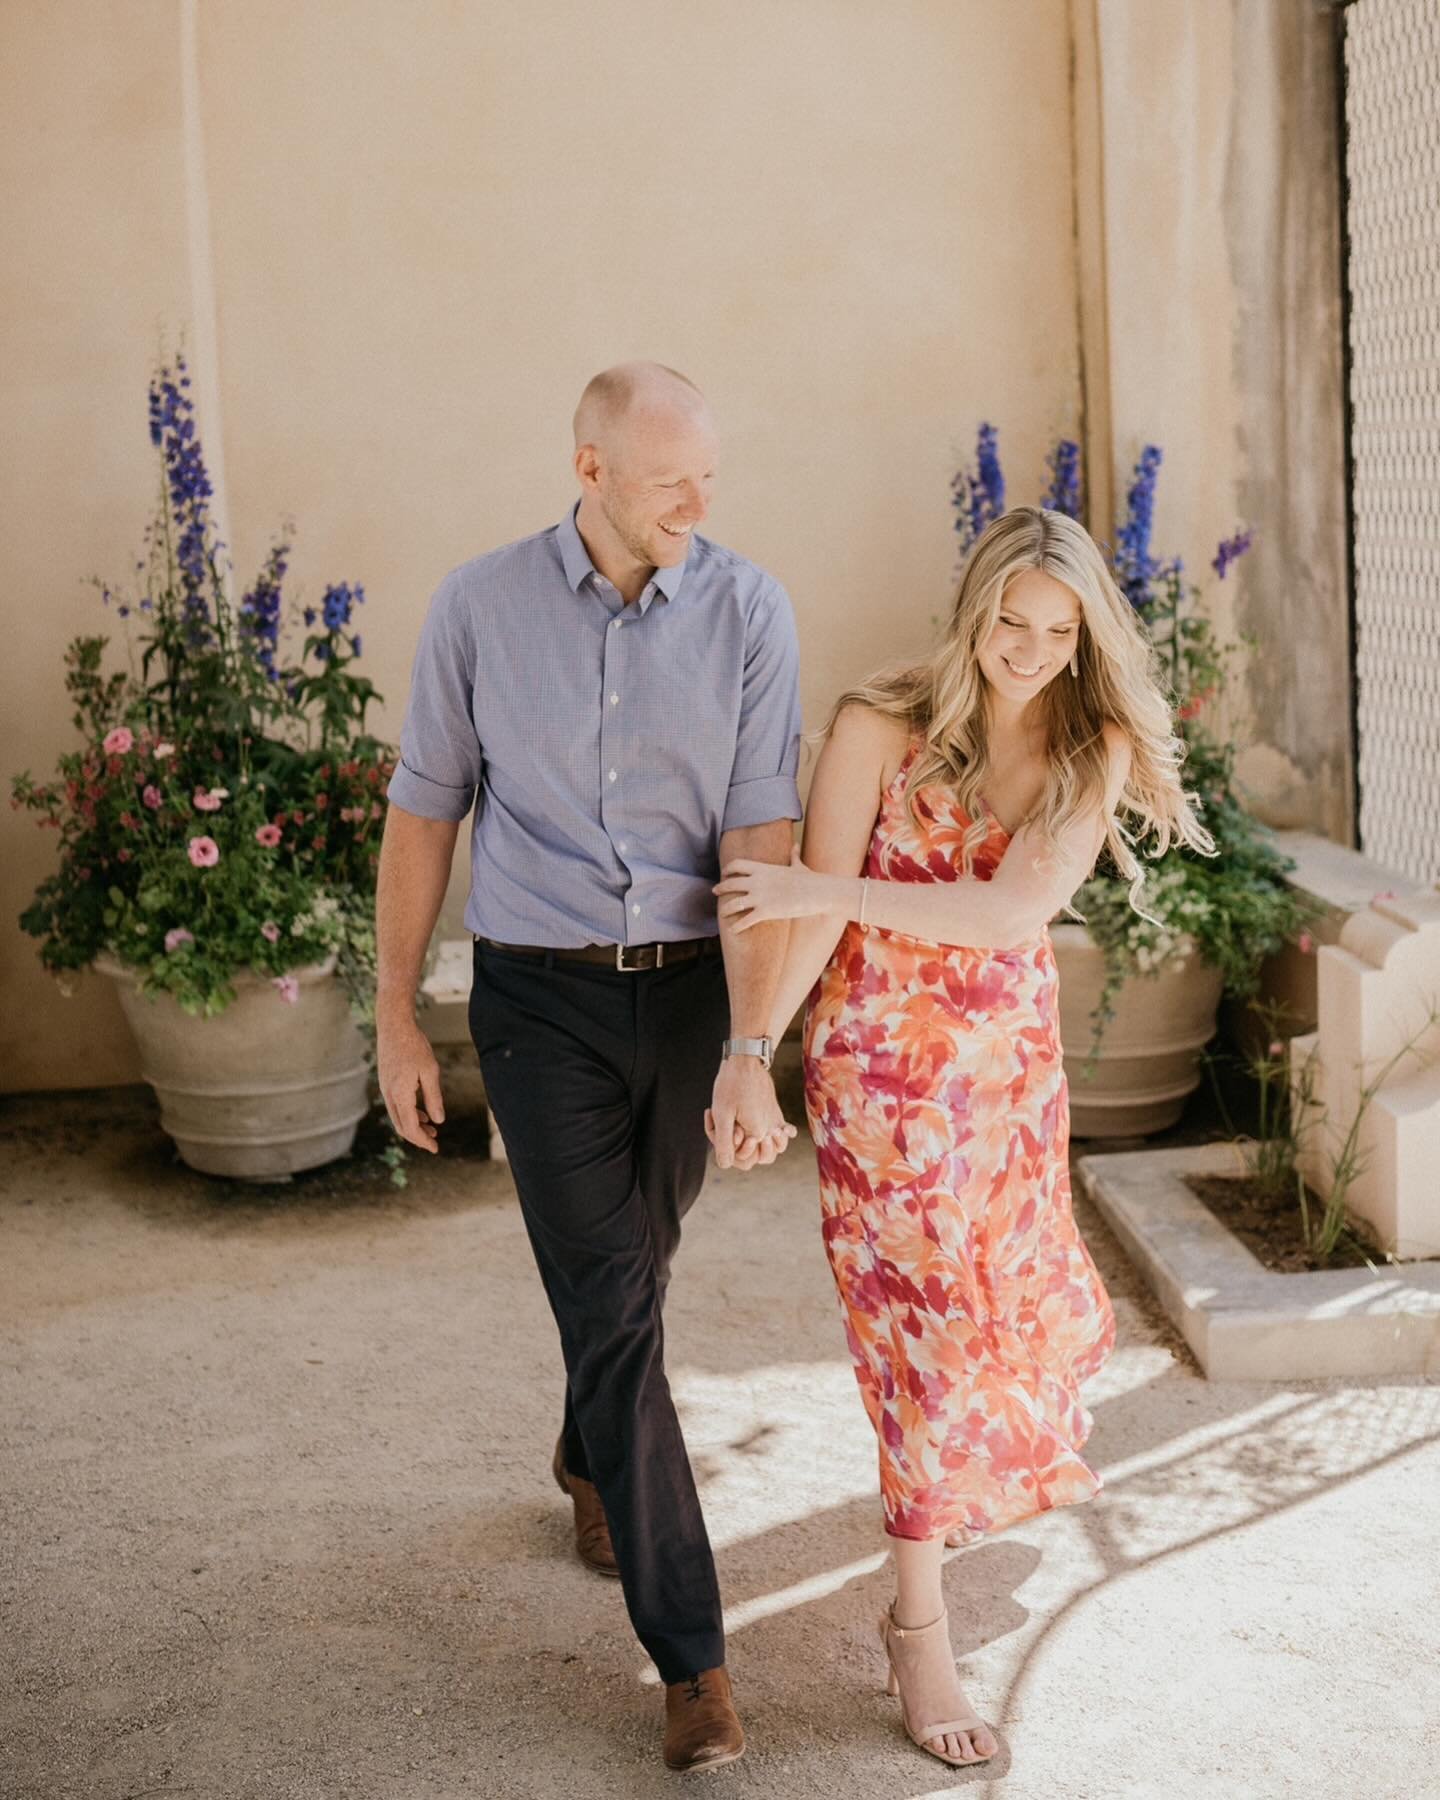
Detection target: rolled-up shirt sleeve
<box><xmin>721</xmin><ymin>579</ymin><xmax>803</xmax><ymax>833</ymax></box>
<box><xmin>386</xmin><ymin>574</ymin><xmax>483</xmax><ymax>821</ymax></box>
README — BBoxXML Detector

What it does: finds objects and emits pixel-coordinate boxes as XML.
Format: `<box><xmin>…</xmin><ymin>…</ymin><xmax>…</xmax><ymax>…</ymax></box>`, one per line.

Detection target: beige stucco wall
<box><xmin>2</xmin><ymin>1</ymin><xmax>193</xmax><ymax>1091</ymax></box>
<box><xmin>2</xmin><ymin>0</ymin><xmax>1083</xmax><ymax>1090</ymax></box>
<box><xmin>1081</xmin><ymin>0</ymin><xmax>1352</xmax><ymax>837</ymax></box>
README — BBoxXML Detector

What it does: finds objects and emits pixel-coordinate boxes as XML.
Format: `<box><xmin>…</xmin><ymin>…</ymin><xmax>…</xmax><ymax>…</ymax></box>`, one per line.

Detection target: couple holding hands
<box><xmin>375</xmin><ymin>362</ymin><xmax>1210</xmax><ymax>1775</ymax></box>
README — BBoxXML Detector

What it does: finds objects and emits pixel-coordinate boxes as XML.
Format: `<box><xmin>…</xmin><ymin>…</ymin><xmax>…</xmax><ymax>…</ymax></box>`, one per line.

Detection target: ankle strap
<box><xmin>887</xmin><ymin>1605</ymin><xmax>948</xmax><ymax>1639</ymax></box>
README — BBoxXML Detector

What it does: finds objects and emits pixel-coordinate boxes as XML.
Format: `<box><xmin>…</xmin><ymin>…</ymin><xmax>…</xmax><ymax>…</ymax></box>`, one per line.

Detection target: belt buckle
<box><xmin>615</xmin><ymin>942</ymin><xmax>662</xmax><ymax>972</ymax></box>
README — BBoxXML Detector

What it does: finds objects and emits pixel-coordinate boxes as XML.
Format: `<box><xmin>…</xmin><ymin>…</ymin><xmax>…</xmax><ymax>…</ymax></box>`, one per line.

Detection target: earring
<box><xmin>1069</xmin><ymin>654</ymin><xmax>1079</xmax><ymax>679</ymax></box>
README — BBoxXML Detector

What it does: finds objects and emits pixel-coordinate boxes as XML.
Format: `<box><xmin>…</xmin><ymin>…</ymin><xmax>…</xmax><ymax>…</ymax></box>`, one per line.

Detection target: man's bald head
<box><xmin>571</xmin><ymin>362</ymin><xmax>718</xmax><ymax>587</ymax></box>
<box><xmin>573</xmin><ymin>361</ymin><xmax>710</xmax><ymax>455</ymax></box>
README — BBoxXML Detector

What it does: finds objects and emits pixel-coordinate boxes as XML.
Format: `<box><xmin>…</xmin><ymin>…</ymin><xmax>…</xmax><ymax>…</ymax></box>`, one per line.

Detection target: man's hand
<box><xmin>378</xmin><ymin>1010</ymin><xmax>446</xmax><ymax>1153</ymax></box>
<box><xmin>706</xmin><ymin>1056</ymin><xmax>796</xmax><ymax>1171</ymax></box>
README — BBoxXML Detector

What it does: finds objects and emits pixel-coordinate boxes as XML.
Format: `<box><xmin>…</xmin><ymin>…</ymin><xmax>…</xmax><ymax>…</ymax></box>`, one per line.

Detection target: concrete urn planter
<box><xmin>1052</xmin><ymin>922</ymin><xmax>1224</xmax><ymax>1138</ymax></box>
<box><xmin>96</xmin><ymin>954</ymin><xmax>371</xmax><ymax>1179</ymax></box>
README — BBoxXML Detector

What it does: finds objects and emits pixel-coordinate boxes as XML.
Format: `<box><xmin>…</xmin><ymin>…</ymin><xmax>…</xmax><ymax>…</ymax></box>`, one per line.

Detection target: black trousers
<box><xmin>469</xmin><ymin>940</ymin><xmax>730</xmax><ymax>1682</ymax></box>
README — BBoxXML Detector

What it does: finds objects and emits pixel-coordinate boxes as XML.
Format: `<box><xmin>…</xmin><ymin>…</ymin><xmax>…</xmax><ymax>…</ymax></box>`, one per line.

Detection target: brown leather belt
<box><xmin>476</xmin><ymin>935</ymin><xmax>722</xmax><ymax>972</ymax></box>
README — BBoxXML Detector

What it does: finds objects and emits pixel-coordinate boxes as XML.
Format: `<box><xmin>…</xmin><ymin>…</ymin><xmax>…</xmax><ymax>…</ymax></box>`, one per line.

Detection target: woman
<box><xmin>715</xmin><ymin>507</ymin><xmax>1213</xmax><ymax>1769</ymax></box>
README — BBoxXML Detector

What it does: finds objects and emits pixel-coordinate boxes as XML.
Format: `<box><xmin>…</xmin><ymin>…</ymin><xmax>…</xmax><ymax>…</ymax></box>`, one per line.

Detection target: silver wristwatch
<box><xmin>721</xmin><ymin>1035</ymin><xmax>774</xmax><ymax>1070</ymax></box>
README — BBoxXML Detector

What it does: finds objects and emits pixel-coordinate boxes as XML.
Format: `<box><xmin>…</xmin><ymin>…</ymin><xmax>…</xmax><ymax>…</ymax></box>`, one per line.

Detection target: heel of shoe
<box><xmin>878</xmin><ymin>1612</ymin><xmax>901</xmax><ymax>1696</ymax></box>
<box><xmin>550</xmin><ymin>1437</ymin><xmax>571</xmax><ymax>1496</ymax></box>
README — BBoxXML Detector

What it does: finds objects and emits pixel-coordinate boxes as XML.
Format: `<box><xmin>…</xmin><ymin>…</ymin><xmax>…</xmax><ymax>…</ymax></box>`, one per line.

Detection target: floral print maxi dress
<box><xmin>803</xmin><ymin>744</ymin><xmax>1115</xmax><ymax>1543</ymax></box>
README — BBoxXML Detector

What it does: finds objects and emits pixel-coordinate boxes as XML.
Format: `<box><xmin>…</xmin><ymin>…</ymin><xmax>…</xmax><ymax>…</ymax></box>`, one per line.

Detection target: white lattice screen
<box><xmin>1344</xmin><ymin>0</ymin><xmax>1440</xmax><ymax>882</ymax></box>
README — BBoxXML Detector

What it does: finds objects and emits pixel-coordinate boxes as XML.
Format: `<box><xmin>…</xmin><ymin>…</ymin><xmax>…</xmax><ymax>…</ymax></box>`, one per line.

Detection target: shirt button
<box><xmin>612</xmin><ymin>618</ymin><xmax>623</xmax><ymax>630</ymax></box>
<box><xmin>608</xmin><ymin>769</ymin><xmax>617</xmax><ymax>783</ymax></box>
<box><xmin>609</xmin><ymin>692</ymin><xmax>619</xmax><ymax>705</ymax></box>
<box><xmin>632</xmin><ymin>904</ymin><xmax>641</xmax><ymax>916</ymax></box>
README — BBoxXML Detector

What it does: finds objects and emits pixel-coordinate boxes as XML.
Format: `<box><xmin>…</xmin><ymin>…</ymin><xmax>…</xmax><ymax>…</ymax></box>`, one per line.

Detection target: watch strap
<box><xmin>721</xmin><ymin>1035</ymin><xmax>774</xmax><ymax>1069</ymax></box>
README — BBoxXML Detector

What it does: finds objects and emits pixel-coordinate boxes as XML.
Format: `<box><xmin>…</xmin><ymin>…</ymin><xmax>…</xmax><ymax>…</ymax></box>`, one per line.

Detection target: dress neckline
<box><xmin>886</xmin><ymin>740</ymin><xmax>1013</xmax><ymax>842</ymax></box>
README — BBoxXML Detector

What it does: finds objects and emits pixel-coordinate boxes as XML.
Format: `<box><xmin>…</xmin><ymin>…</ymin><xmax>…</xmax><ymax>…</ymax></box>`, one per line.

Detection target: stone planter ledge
<box><xmin>1075</xmin><ymin>1141</ymin><xmax>1440</xmax><ymax>1381</ymax></box>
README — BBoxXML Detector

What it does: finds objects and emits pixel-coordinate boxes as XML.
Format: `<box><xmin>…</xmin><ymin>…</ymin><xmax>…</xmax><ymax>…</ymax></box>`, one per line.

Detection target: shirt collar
<box><xmin>555</xmin><ymin>505</ymin><xmax>689</xmax><ymax>611</ymax></box>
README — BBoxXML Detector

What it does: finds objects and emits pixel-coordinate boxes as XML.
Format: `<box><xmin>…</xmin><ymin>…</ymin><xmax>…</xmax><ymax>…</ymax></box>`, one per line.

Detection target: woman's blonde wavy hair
<box><xmin>829</xmin><ymin>506</ymin><xmax>1214</xmax><ymax>911</ymax></box>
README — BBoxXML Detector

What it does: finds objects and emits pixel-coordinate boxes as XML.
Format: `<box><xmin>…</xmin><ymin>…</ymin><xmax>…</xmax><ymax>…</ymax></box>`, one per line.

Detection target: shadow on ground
<box><xmin>3</xmin><ymin>1061</ymin><xmax>1437</xmax><ymax>1799</ymax></box>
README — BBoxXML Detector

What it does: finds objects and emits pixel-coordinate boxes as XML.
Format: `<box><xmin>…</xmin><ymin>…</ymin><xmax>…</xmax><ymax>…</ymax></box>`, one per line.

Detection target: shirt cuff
<box><xmin>721</xmin><ymin>773</ymin><xmax>803</xmax><ymax>834</ymax></box>
<box><xmin>385</xmin><ymin>759</ymin><xmax>476</xmax><ymax>822</ymax></box>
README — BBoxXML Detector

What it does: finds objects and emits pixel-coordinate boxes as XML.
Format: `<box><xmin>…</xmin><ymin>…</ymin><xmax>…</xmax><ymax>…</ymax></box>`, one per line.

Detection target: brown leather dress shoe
<box><xmin>551</xmin><ymin>1436</ymin><xmax>619</xmax><ymax>1577</ymax></box>
<box><xmin>663</xmin><ymin>1666</ymin><xmax>746</xmax><ymax>1774</ymax></box>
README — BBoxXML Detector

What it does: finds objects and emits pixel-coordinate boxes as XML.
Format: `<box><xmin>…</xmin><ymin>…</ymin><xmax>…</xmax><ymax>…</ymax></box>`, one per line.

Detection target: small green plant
<box><xmin>1210</xmin><ymin>998</ymin><xmax>1438</xmax><ymax>1264</ymax></box>
<box><xmin>1240</xmin><ymin>1004</ymin><xmax>1314</xmax><ymax>1205</ymax></box>
<box><xmin>1298</xmin><ymin>1003</ymin><xmax>1438</xmax><ymax>1260</ymax></box>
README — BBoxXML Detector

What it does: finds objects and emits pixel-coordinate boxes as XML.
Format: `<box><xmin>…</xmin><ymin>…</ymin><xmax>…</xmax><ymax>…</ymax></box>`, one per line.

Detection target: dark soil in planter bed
<box><xmin>1184</xmin><ymin>1174</ymin><xmax>1438</xmax><ymax>1275</ymax></box>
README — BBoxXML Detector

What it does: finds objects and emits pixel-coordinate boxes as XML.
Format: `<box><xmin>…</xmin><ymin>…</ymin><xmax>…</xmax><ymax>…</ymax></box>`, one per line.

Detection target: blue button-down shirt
<box><xmin>387</xmin><ymin>507</ymin><xmax>803</xmax><ymax>947</ymax></box>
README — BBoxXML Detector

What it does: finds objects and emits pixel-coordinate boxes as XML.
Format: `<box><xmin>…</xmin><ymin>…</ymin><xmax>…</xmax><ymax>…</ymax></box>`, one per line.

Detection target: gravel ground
<box><xmin>2</xmin><ymin>1062</ymin><xmax>1438</xmax><ymax>1800</ymax></box>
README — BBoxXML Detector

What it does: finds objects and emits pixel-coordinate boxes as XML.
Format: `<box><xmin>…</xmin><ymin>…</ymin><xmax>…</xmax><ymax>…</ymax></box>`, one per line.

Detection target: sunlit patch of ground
<box><xmin>2</xmin><ymin>1086</ymin><xmax>1437</xmax><ymax>1798</ymax></box>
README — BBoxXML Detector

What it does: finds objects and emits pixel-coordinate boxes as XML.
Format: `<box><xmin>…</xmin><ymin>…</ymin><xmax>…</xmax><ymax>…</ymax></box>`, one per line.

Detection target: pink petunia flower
<box><xmin>260</xmin><ymin>921</ymin><xmax>281</xmax><ymax>943</ymax></box>
<box><xmin>254</xmin><ymin>823</ymin><xmax>282</xmax><ymax>848</ymax></box>
<box><xmin>142</xmin><ymin>784</ymin><xmax>163</xmax><ymax>810</ymax></box>
<box><xmin>273</xmin><ymin>974</ymin><xmax>300</xmax><ymax>1005</ymax></box>
<box><xmin>193</xmin><ymin>787</ymin><xmax>228</xmax><ymax>813</ymax></box>
<box><xmin>187</xmin><ymin>836</ymin><xmax>220</xmax><ymax>868</ymax></box>
<box><xmin>103</xmin><ymin>727</ymin><xmax>134</xmax><ymax>755</ymax></box>
<box><xmin>164</xmin><ymin>927</ymin><xmax>195</xmax><ymax>953</ymax></box>
<box><xmin>153</xmin><ymin>742</ymin><xmax>176</xmax><ymax>759</ymax></box>
<box><xmin>1297</xmin><ymin>931</ymin><xmax>1314</xmax><ymax>954</ymax></box>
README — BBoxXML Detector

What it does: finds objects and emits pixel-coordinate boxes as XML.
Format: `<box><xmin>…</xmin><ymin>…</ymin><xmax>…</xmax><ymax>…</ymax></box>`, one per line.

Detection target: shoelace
<box><xmin>683</xmin><ymin>1675</ymin><xmax>706</xmax><ymax>1705</ymax></box>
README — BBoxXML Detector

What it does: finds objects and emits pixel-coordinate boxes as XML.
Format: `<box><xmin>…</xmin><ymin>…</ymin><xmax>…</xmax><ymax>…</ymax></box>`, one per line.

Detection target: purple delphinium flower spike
<box><xmin>950</xmin><ymin>423</ymin><xmax>1008</xmax><ymax>562</ymax></box>
<box><xmin>1115</xmin><ymin>445</ymin><xmax>1163</xmax><ymax>608</ymax></box>
<box><xmin>238</xmin><ymin>536</ymin><xmax>290</xmax><ymax>680</ymax></box>
<box><xmin>147</xmin><ymin>354</ymin><xmax>216</xmax><ymax>642</ymax></box>
<box><xmin>1042</xmin><ymin>439</ymin><xmax>1083</xmax><ymax>519</ymax></box>
<box><xmin>321</xmin><ymin>582</ymin><xmax>356</xmax><ymax>633</ymax></box>
<box><xmin>975</xmin><ymin>423</ymin><xmax>1005</xmax><ymax>528</ymax></box>
<box><xmin>1212</xmin><ymin>528</ymin><xmax>1254</xmax><ymax>579</ymax></box>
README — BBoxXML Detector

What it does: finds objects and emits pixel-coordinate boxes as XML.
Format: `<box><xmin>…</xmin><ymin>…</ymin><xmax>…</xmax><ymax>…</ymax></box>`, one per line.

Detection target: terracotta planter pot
<box><xmin>1051</xmin><ymin>923</ymin><xmax>1224</xmax><ymax>1138</ymax></box>
<box><xmin>96</xmin><ymin>954</ymin><xmax>371</xmax><ymax>1179</ymax></box>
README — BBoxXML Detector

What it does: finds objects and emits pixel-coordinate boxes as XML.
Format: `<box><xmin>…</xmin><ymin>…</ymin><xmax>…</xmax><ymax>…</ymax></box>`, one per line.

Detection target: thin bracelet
<box><xmin>858</xmin><ymin>876</ymin><xmax>870</xmax><ymax>927</ymax></box>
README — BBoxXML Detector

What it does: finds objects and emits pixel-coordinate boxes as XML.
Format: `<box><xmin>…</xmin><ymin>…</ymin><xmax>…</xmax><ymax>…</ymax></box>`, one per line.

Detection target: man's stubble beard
<box><xmin>599</xmin><ymin>489</ymin><xmax>659</xmax><ymax>571</ymax></box>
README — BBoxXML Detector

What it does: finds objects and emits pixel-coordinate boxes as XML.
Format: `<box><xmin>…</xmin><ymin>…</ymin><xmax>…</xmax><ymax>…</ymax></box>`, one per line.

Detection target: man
<box><xmin>375</xmin><ymin>363</ymin><xmax>801</xmax><ymax>1774</ymax></box>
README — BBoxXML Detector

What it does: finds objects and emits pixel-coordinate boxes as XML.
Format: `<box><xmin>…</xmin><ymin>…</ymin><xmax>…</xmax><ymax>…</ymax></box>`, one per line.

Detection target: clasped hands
<box><xmin>705</xmin><ymin>1052</ymin><xmax>796</xmax><ymax>1171</ymax></box>
<box><xmin>703</xmin><ymin>846</ymin><xmax>840</xmax><ymax>1171</ymax></box>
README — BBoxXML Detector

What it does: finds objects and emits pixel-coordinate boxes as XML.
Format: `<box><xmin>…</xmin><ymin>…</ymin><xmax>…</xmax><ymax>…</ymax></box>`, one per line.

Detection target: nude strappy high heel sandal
<box><xmin>879</xmin><ymin>1605</ymin><xmax>995</xmax><ymax>1768</ymax></box>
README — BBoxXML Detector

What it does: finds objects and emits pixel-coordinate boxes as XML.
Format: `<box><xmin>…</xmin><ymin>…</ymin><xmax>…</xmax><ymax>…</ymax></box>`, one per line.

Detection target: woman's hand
<box><xmin>714</xmin><ymin>845</ymin><xmax>845</xmax><ymax>932</ymax></box>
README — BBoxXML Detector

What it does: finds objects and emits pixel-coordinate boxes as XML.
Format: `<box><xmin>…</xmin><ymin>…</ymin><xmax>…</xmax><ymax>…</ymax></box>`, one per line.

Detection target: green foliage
<box><xmin>1209</xmin><ymin>999</ymin><xmax>1439</xmax><ymax>1264</ymax></box>
<box><xmin>9</xmin><ymin>357</ymin><xmax>397</xmax><ymax>1029</ymax></box>
<box><xmin>1075</xmin><ymin>558</ymin><xmax>1319</xmax><ymax>1052</ymax></box>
